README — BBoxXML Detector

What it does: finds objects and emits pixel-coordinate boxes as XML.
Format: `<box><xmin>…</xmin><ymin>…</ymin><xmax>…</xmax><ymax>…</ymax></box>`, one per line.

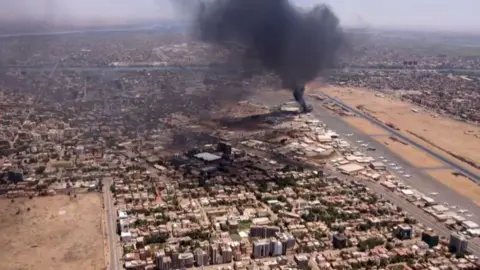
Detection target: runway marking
<box><xmin>319</xmin><ymin>92</ymin><xmax>480</xmax><ymax>183</ymax></box>
<box><xmin>373</xmin><ymin>136</ymin><xmax>445</xmax><ymax>168</ymax></box>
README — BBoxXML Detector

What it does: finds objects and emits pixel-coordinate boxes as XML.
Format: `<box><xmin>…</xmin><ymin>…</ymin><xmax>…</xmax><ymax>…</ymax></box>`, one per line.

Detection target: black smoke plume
<box><xmin>193</xmin><ymin>0</ymin><xmax>343</xmax><ymax>113</ymax></box>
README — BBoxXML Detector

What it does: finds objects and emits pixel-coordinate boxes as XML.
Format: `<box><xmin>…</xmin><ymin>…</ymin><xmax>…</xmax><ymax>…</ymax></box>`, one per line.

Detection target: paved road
<box><xmin>320</xmin><ymin>135</ymin><xmax>480</xmax><ymax>255</ymax></box>
<box><xmin>252</xmin><ymin>92</ymin><xmax>480</xmax><ymax>256</ymax></box>
<box><xmin>329</xmin><ymin>168</ymin><xmax>480</xmax><ymax>256</ymax></box>
<box><xmin>103</xmin><ymin>177</ymin><xmax>122</xmax><ymax>270</ymax></box>
<box><xmin>307</xmin><ymin>100</ymin><xmax>480</xmax><ymax>225</ymax></box>
<box><xmin>325</xmin><ymin>94</ymin><xmax>480</xmax><ymax>184</ymax></box>
<box><xmin>364</xmin><ymin>179</ymin><xmax>480</xmax><ymax>256</ymax></box>
<box><xmin>312</xmin><ymin>108</ymin><xmax>480</xmax><ymax>256</ymax></box>
<box><xmin>254</xmin><ymin>92</ymin><xmax>480</xmax><ymax>225</ymax></box>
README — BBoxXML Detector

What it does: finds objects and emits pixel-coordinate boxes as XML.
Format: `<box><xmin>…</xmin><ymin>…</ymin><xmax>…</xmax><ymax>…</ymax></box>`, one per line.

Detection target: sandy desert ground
<box><xmin>426</xmin><ymin>169</ymin><xmax>480</xmax><ymax>206</ymax></box>
<box><xmin>319</xmin><ymin>86</ymin><xmax>480</xmax><ymax>176</ymax></box>
<box><xmin>0</xmin><ymin>194</ymin><xmax>104</xmax><ymax>270</ymax></box>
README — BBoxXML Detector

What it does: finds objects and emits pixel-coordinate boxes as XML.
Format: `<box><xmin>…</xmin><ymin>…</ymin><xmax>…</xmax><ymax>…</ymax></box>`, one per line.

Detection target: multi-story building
<box><xmin>222</xmin><ymin>245</ymin><xmax>233</xmax><ymax>263</ymax></box>
<box><xmin>194</xmin><ymin>248</ymin><xmax>209</xmax><ymax>266</ymax></box>
<box><xmin>270</xmin><ymin>238</ymin><xmax>283</xmax><ymax>256</ymax></box>
<box><xmin>234</xmin><ymin>250</ymin><xmax>242</xmax><ymax>261</ymax></box>
<box><xmin>171</xmin><ymin>250</ymin><xmax>179</xmax><ymax>269</ymax></box>
<box><xmin>211</xmin><ymin>244</ymin><xmax>219</xmax><ymax>265</ymax></box>
<box><xmin>155</xmin><ymin>251</ymin><xmax>166</xmax><ymax>269</ymax></box>
<box><xmin>421</xmin><ymin>231</ymin><xmax>439</xmax><ymax>248</ymax></box>
<box><xmin>449</xmin><ymin>232</ymin><xmax>469</xmax><ymax>254</ymax></box>
<box><xmin>253</xmin><ymin>239</ymin><xmax>271</xmax><ymax>258</ymax></box>
<box><xmin>250</xmin><ymin>226</ymin><xmax>281</xmax><ymax>238</ymax></box>
<box><xmin>395</xmin><ymin>224</ymin><xmax>413</xmax><ymax>240</ymax></box>
<box><xmin>159</xmin><ymin>256</ymin><xmax>172</xmax><ymax>270</ymax></box>
<box><xmin>277</xmin><ymin>232</ymin><xmax>295</xmax><ymax>254</ymax></box>
<box><xmin>179</xmin><ymin>252</ymin><xmax>195</xmax><ymax>268</ymax></box>
<box><xmin>332</xmin><ymin>233</ymin><xmax>347</xmax><ymax>249</ymax></box>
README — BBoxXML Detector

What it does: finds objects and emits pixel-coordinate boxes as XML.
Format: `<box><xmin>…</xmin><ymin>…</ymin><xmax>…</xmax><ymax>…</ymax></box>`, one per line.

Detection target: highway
<box><xmin>103</xmin><ymin>177</ymin><xmax>122</xmax><ymax>270</ymax></box>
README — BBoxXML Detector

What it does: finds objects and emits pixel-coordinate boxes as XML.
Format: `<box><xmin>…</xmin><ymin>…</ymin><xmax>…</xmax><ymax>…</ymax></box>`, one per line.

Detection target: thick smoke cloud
<box><xmin>193</xmin><ymin>0</ymin><xmax>344</xmax><ymax>112</ymax></box>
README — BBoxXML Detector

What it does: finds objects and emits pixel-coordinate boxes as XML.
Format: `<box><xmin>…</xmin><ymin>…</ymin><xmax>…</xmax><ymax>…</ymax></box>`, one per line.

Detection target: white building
<box><xmin>119</xmin><ymin>219</ymin><xmax>130</xmax><ymax>233</ymax></box>
<box><xmin>118</xmin><ymin>210</ymin><xmax>128</xmax><ymax>219</ymax></box>
<box><xmin>338</xmin><ymin>163</ymin><xmax>365</xmax><ymax>175</ymax></box>
<box><xmin>271</xmin><ymin>239</ymin><xmax>283</xmax><ymax>256</ymax></box>
<box><xmin>121</xmin><ymin>231</ymin><xmax>132</xmax><ymax>242</ymax></box>
<box><xmin>31</xmin><ymin>132</ymin><xmax>42</xmax><ymax>142</ymax></box>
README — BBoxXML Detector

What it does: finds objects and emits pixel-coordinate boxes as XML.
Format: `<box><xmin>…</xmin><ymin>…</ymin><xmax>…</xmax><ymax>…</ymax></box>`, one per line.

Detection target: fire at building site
<box><xmin>189</xmin><ymin>0</ymin><xmax>344</xmax><ymax>113</ymax></box>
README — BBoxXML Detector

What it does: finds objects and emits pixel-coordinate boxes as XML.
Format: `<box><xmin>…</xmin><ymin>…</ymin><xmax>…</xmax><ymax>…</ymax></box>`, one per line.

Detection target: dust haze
<box><xmin>0</xmin><ymin>0</ymin><xmax>180</xmax><ymax>29</ymax></box>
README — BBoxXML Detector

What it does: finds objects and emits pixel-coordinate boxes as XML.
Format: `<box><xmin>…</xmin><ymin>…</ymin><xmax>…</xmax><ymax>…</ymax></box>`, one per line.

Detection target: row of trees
<box><xmin>301</xmin><ymin>206</ymin><xmax>360</xmax><ymax>226</ymax></box>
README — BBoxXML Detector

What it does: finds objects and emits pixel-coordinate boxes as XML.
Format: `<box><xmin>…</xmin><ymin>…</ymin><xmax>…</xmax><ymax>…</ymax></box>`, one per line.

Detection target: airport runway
<box><xmin>253</xmin><ymin>91</ymin><xmax>480</xmax><ymax>254</ymax></box>
<box><xmin>326</xmin><ymin>95</ymin><xmax>480</xmax><ymax>184</ymax></box>
<box><xmin>302</xmin><ymin>95</ymin><xmax>480</xmax><ymax>225</ymax></box>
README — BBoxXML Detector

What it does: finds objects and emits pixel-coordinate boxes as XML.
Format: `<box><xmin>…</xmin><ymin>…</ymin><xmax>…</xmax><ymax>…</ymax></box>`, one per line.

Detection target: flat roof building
<box><xmin>194</xmin><ymin>152</ymin><xmax>222</xmax><ymax>162</ymax></box>
<box><xmin>462</xmin><ymin>220</ymin><xmax>479</xmax><ymax>230</ymax></box>
<box><xmin>370</xmin><ymin>161</ymin><xmax>386</xmax><ymax>171</ymax></box>
<box><xmin>338</xmin><ymin>163</ymin><xmax>364</xmax><ymax>175</ymax></box>
<box><xmin>252</xmin><ymin>217</ymin><xmax>271</xmax><ymax>226</ymax></box>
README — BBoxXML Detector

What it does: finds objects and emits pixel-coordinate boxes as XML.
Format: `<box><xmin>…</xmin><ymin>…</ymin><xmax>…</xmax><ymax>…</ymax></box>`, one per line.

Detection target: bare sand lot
<box><xmin>375</xmin><ymin>136</ymin><xmax>445</xmax><ymax>168</ymax></box>
<box><xmin>320</xmin><ymin>86</ymin><xmax>480</xmax><ymax>174</ymax></box>
<box><xmin>343</xmin><ymin>116</ymin><xmax>389</xmax><ymax>135</ymax></box>
<box><xmin>404</xmin><ymin>130</ymin><xmax>480</xmax><ymax>176</ymax></box>
<box><xmin>0</xmin><ymin>194</ymin><xmax>104</xmax><ymax>270</ymax></box>
<box><xmin>426</xmin><ymin>170</ymin><xmax>480</xmax><ymax>206</ymax></box>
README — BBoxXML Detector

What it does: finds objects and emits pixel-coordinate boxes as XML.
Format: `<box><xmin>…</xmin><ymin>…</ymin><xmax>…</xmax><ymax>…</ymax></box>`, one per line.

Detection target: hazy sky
<box><xmin>0</xmin><ymin>0</ymin><xmax>176</xmax><ymax>24</ymax></box>
<box><xmin>0</xmin><ymin>0</ymin><xmax>479</xmax><ymax>32</ymax></box>
<box><xmin>297</xmin><ymin>0</ymin><xmax>480</xmax><ymax>32</ymax></box>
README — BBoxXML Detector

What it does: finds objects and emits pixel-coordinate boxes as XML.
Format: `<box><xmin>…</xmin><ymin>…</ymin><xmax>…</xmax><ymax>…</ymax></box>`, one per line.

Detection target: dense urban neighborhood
<box><xmin>1</xmin><ymin>18</ymin><xmax>480</xmax><ymax>270</ymax></box>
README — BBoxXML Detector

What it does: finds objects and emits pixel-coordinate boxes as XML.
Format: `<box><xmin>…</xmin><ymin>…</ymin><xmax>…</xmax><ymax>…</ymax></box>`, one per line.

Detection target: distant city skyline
<box><xmin>0</xmin><ymin>0</ymin><xmax>478</xmax><ymax>33</ymax></box>
<box><xmin>296</xmin><ymin>0</ymin><xmax>480</xmax><ymax>32</ymax></box>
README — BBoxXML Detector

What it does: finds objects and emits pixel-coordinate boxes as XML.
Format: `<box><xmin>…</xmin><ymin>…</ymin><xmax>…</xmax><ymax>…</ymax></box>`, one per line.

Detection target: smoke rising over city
<box><xmin>0</xmin><ymin>0</ymin><xmax>344</xmax><ymax>113</ymax></box>
<box><xmin>192</xmin><ymin>0</ymin><xmax>344</xmax><ymax>112</ymax></box>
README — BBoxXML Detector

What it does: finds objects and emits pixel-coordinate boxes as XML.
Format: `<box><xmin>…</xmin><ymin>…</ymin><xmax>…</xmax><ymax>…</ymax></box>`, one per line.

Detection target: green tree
<box><xmin>35</xmin><ymin>166</ymin><xmax>46</xmax><ymax>174</ymax></box>
<box><xmin>271</xmin><ymin>204</ymin><xmax>282</xmax><ymax>213</ymax></box>
<box><xmin>145</xmin><ymin>233</ymin><xmax>169</xmax><ymax>244</ymax></box>
<box><xmin>258</xmin><ymin>181</ymin><xmax>268</xmax><ymax>192</ymax></box>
